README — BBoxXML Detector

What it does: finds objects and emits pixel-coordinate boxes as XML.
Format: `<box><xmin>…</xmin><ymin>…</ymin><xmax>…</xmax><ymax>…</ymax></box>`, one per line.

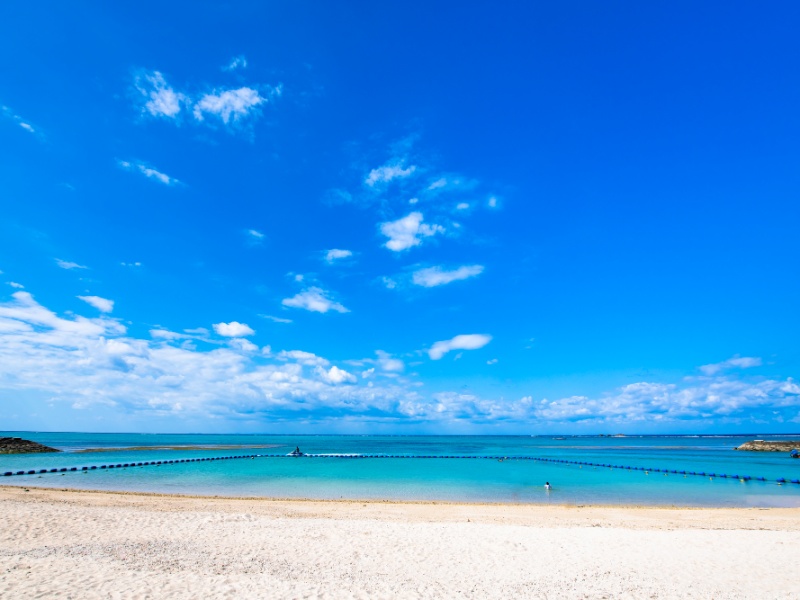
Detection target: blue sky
<box><xmin>1</xmin><ymin>2</ymin><xmax>798</xmax><ymax>434</ymax></box>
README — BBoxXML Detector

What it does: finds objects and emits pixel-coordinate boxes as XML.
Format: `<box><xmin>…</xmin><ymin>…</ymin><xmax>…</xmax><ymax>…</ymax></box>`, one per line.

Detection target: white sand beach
<box><xmin>1</xmin><ymin>486</ymin><xmax>798</xmax><ymax>599</ymax></box>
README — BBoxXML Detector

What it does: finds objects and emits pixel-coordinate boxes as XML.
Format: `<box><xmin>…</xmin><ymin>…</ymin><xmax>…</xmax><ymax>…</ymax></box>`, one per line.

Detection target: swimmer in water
<box><xmin>544</xmin><ymin>482</ymin><xmax>551</xmax><ymax>491</ymax></box>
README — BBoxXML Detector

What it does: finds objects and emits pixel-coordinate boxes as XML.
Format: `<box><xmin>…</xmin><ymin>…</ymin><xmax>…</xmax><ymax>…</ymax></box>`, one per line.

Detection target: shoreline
<box><xmin>3</xmin><ymin>483</ymin><xmax>799</xmax><ymax>515</ymax></box>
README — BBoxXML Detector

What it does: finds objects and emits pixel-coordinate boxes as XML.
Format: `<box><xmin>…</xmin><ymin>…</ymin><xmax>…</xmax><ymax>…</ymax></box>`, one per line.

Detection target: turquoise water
<box><xmin>1</xmin><ymin>432</ymin><xmax>799</xmax><ymax>507</ymax></box>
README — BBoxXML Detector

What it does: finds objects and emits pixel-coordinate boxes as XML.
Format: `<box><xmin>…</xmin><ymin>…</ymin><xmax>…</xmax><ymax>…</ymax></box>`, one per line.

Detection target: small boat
<box><xmin>791</xmin><ymin>449</ymin><xmax>799</xmax><ymax>459</ymax></box>
<box><xmin>288</xmin><ymin>447</ymin><xmax>304</xmax><ymax>457</ymax></box>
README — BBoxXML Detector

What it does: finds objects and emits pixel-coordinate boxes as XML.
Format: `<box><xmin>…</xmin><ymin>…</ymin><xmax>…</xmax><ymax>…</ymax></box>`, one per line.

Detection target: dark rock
<box><xmin>0</xmin><ymin>437</ymin><xmax>60</xmax><ymax>454</ymax></box>
<box><xmin>736</xmin><ymin>440</ymin><xmax>800</xmax><ymax>453</ymax></box>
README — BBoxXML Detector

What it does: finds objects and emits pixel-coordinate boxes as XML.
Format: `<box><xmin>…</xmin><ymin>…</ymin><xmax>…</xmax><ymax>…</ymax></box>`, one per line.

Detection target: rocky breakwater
<box><xmin>0</xmin><ymin>437</ymin><xmax>60</xmax><ymax>454</ymax></box>
<box><xmin>736</xmin><ymin>440</ymin><xmax>800</xmax><ymax>453</ymax></box>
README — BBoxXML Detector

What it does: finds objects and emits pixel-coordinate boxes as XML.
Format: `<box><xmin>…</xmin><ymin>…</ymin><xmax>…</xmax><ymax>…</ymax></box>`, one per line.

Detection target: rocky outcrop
<box><xmin>0</xmin><ymin>437</ymin><xmax>60</xmax><ymax>454</ymax></box>
<box><xmin>736</xmin><ymin>440</ymin><xmax>800</xmax><ymax>453</ymax></box>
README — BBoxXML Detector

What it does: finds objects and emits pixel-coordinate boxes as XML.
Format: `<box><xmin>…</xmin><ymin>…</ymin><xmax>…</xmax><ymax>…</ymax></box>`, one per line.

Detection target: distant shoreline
<box><xmin>74</xmin><ymin>444</ymin><xmax>283</xmax><ymax>453</ymax></box>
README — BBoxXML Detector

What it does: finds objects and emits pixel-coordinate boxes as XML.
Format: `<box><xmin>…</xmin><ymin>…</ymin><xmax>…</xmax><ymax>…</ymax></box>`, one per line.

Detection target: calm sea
<box><xmin>2</xmin><ymin>432</ymin><xmax>799</xmax><ymax>507</ymax></box>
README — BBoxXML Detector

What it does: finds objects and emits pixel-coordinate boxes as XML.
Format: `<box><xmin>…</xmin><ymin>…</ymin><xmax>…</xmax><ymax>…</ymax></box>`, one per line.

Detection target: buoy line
<box><xmin>3</xmin><ymin>453</ymin><xmax>799</xmax><ymax>485</ymax></box>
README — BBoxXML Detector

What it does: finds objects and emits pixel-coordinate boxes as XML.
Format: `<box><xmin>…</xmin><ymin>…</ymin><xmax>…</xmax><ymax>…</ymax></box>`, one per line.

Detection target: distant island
<box><xmin>0</xmin><ymin>437</ymin><xmax>60</xmax><ymax>454</ymax></box>
<box><xmin>735</xmin><ymin>440</ymin><xmax>800</xmax><ymax>453</ymax></box>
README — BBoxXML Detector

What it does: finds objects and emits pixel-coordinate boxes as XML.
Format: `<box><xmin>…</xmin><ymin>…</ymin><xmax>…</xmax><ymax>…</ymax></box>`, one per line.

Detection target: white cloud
<box><xmin>193</xmin><ymin>87</ymin><xmax>265</xmax><ymax>124</ymax></box>
<box><xmin>121</xmin><ymin>262</ymin><xmax>142</xmax><ymax>268</ymax></box>
<box><xmin>282</xmin><ymin>287</ymin><xmax>349</xmax><ymax>314</ymax></box>
<box><xmin>365</xmin><ymin>162</ymin><xmax>416</xmax><ymax>187</ymax></box>
<box><xmin>412</xmin><ymin>265</ymin><xmax>484</xmax><ymax>288</ymax></box>
<box><xmin>245</xmin><ymin>229</ymin><xmax>265</xmax><ymax>245</ymax></box>
<box><xmin>56</xmin><ymin>259</ymin><xmax>87</xmax><ymax>270</ymax></box>
<box><xmin>78</xmin><ymin>295</ymin><xmax>114</xmax><ymax>313</ymax></box>
<box><xmin>0</xmin><ymin>290</ymin><xmax>798</xmax><ymax>429</ymax></box>
<box><xmin>8</xmin><ymin>282</ymin><xmax>24</xmax><ymax>289</ymax></box>
<box><xmin>380</xmin><ymin>212</ymin><xmax>444</xmax><ymax>252</ymax></box>
<box><xmin>260</xmin><ymin>314</ymin><xmax>293</xmax><ymax>324</ymax></box>
<box><xmin>376</xmin><ymin>350</ymin><xmax>404</xmax><ymax>372</ymax></box>
<box><xmin>487</xmin><ymin>358</ymin><xmax>498</xmax><ymax>365</ymax></box>
<box><xmin>278</xmin><ymin>350</ymin><xmax>329</xmax><ymax>367</ymax></box>
<box><xmin>487</xmin><ymin>196</ymin><xmax>498</xmax><ymax>208</ymax></box>
<box><xmin>118</xmin><ymin>160</ymin><xmax>179</xmax><ymax>186</ymax></box>
<box><xmin>456</xmin><ymin>202</ymin><xmax>469</xmax><ymax>211</ymax></box>
<box><xmin>381</xmin><ymin>277</ymin><xmax>398</xmax><ymax>290</ymax></box>
<box><xmin>223</xmin><ymin>55</ymin><xmax>248</xmax><ymax>71</ymax></box>
<box><xmin>2</xmin><ymin>105</ymin><xmax>41</xmax><ymax>138</ymax></box>
<box><xmin>228</xmin><ymin>338</ymin><xmax>259</xmax><ymax>353</ymax></box>
<box><xmin>325</xmin><ymin>249</ymin><xmax>353</xmax><ymax>263</ymax></box>
<box><xmin>316</xmin><ymin>365</ymin><xmax>356</xmax><ymax>385</ymax></box>
<box><xmin>213</xmin><ymin>321</ymin><xmax>255</xmax><ymax>337</ymax></box>
<box><xmin>427</xmin><ymin>178</ymin><xmax>447</xmax><ymax>190</ymax></box>
<box><xmin>428</xmin><ymin>334</ymin><xmax>492</xmax><ymax>360</ymax></box>
<box><xmin>700</xmin><ymin>355</ymin><xmax>763</xmax><ymax>376</ymax></box>
<box><xmin>134</xmin><ymin>70</ymin><xmax>185</xmax><ymax>118</ymax></box>
<box><xmin>408</xmin><ymin>197</ymin><xmax>419</xmax><ymax>205</ymax></box>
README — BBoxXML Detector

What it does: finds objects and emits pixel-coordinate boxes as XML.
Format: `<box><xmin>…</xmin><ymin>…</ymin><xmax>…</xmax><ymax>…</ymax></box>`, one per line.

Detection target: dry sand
<box><xmin>1</xmin><ymin>486</ymin><xmax>798</xmax><ymax>599</ymax></box>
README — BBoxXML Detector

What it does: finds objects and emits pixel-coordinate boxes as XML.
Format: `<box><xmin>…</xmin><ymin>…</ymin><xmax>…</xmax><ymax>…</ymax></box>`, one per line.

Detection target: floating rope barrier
<box><xmin>2</xmin><ymin>453</ymin><xmax>798</xmax><ymax>485</ymax></box>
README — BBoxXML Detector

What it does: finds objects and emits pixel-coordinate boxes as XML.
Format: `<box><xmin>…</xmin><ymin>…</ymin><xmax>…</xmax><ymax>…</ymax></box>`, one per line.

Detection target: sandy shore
<box><xmin>1</xmin><ymin>486</ymin><xmax>798</xmax><ymax>599</ymax></box>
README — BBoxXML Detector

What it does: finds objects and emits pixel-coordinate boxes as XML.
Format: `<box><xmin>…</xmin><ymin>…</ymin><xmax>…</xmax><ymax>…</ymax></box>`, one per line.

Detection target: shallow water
<box><xmin>2</xmin><ymin>432</ymin><xmax>799</xmax><ymax>507</ymax></box>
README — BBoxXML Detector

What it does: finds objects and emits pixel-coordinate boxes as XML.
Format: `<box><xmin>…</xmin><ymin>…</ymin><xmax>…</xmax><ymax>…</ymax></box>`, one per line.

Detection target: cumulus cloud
<box><xmin>412</xmin><ymin>265</ymin><xmax>484</xmax><ymax>288</ymax></box>
<box><xmin>700</xmin><ymin>355</ymin><xmax>763</xmax><ymax>376</ymax></box>
<box><xmin>380</xmin><ymin>212</ymin><xmax>444</xmax><ymax>252</ymax></box>
<box><xmin>193</xmin><ymin>87</ymin><xmax>266</xmax><ymax>124</ymax></box>
<box><xmin>325</xmin><ymin>249</ymin><xmax>353</xmax><ymax>263</ymax></box>
<box><xmin>134</xmin><ymin>70</ymin><xmax>186</xmax><ymax>118</ymax></box>
<box><xmin>0</xmin><ymin>291</ymin><xmax>798</xmax><ymax>429</ymax></box>
<box><xmin>56</xmin><ymin>259</ymin><xmax>87</xmax><ymax>270</ymax></box>
<box><xmin>213</xmin><ymin>321</ymin><xmax>255</xmax><ymax>337</ymax></box>
<box><xmin>118</xmin><ymin>160</ymin><xmax>179</xmax><ymax>186</ymax></box>
<box><xmin>78</xmin><ymin>295</ymin><xmax>114</xmax><ymax>313</ymax></box>
<box><xmin>8</xmin><ymin>282</ymin><xmax>24</xmax><ymax>289</ymax></box>
<box><xmin>365</xmin><ymin>162</ymin><xmax>416</xmax><ymax>187</ymax></box>
<box><xmin>316</xmin><ymin>365</ymin><xmax>356</xmax><ymax>385</ymax></box>
<box><xmin>223</xmin><ymin>55</ymin><xmax>248</xmax><ymax>71</ymax></box>
<box><xmin>428</xmin><ymin>334</ymin><xmax>492</xmax><ymax>360</ymax></box>
<box><xmin>282</xmin><ymin>287</ymin><xmax>349</xmax><ymax>313</ymax></box>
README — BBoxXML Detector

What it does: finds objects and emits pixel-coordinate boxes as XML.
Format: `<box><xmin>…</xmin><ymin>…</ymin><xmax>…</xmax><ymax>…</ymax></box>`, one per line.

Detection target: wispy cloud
<box><xmin>223</xmin><ymin>55</ymin><xmax>248</xmax><ymax>71</ymax></box>
<box><xmin>282</xmin><ymin>287</ymin><xmax>349</xmax><ymax>314</ymax></box>
<box><xmin>120</xmin><ymin>262</ymin><xmax>142</xmax><ymax>268</ymax></box>
<box><xmin>78</xmin><ymin>295</ymin><xmax>114</xmax><ymax>313</ymax></box>
<box><xmin>117</xmin><ymin>160</ymin><xmax>180</xmax><ymax>186</ymax></box>
<box><xmin>428</xmin><ymin>334</ymin><xmax>492</xmax><ymax>360</ymax></box>
<box><xmin>213</xmin><ymin>321</ymin><xmax>255</xmax><ymax>337</ymax></box>
<box><xmin>55</xmin><ymin>259</ymin><xmax>88</xmax><ymax>270</ymax></box>
<box><xmin>8</xmin><ymin>282</ymin><xmax>24</xmax><ymax>289</ymax></box>
<box><xmin>325</xmin><ymin>249</ymin><xmax>353</xmax><ymax>263</ymax></box>
<box><xmin>380</xmin><ymin>212</ymin><xmax>444</xmax><ymax>252</ymax></box>
<box><xmin>193</xmin><ymin>87</ymin><xmax>267</xmax><ymax>124</ymax></box>
<box><xmin>260</xmin><ymin>314</ymin><xmax>293</xmax><ymax>324</ymax></box>
<box><xmin>365</xmin><ymin>162</ymin><xmax>417</xmax><ymax>187</ymax></box>
<box><xmin>700</xmin><ymin>355</ymin><xmax>763</xmax><ymax>376</ymax></box>
<box><xmin>278</xmin><ymin>350</ymin><xmax>329</xmax><ymax>367</ymax></box>
<box><xmin>131</xmin><ymin>67</ymin><xmax>279</xmax><ymax>134</ymax></box>
<box><xmin>1</xmin><ymin>105</ymin><xmax>42</xmax><ymax>139</ymax></box>
<box><xmin>133</xmin><ymin>70</ymin><xmax>186</xmax><ymax>118</ymax></box>
<box><xmin>412</xmin><ymin>265</ymin><xmax>484</xmax><ymax>288</ymax></box>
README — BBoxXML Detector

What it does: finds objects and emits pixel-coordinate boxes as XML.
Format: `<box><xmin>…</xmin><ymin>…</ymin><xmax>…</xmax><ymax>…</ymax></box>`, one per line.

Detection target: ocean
<box><xmin>2</xmin><ymin>432</ymin><xmax>799</xmax><ymax>507</ymax></box>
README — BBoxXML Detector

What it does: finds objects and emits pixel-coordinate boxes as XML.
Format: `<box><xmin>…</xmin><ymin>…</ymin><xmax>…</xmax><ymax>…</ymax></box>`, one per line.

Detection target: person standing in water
<box><xmin>544</xmin><ymin>482</ymin><xmax>551</xmax><ymax>491</ymax></box>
